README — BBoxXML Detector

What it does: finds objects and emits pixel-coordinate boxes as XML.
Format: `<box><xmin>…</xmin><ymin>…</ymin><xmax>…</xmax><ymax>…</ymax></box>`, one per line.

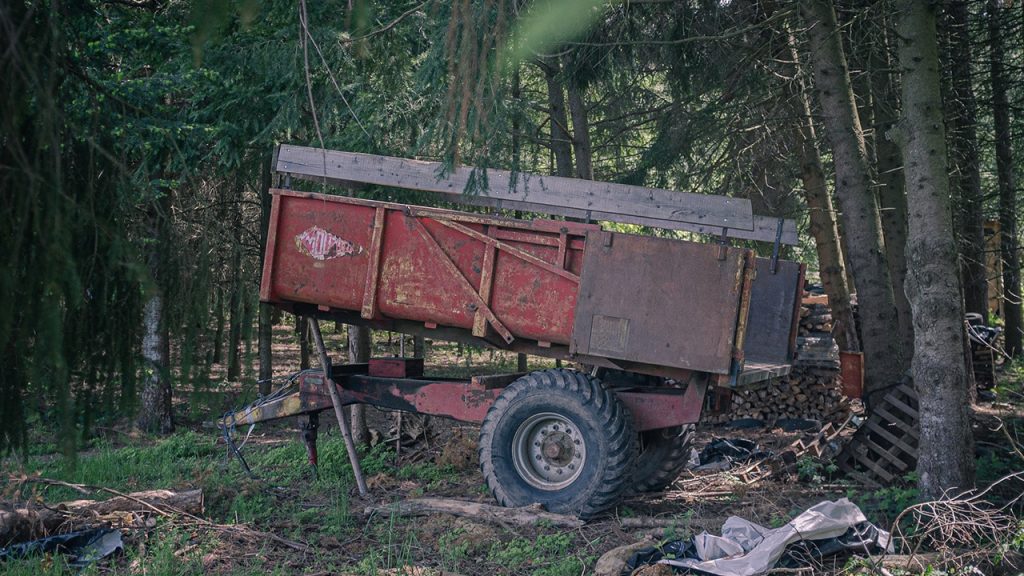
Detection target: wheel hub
<box><xmin>511</xmin><ymin>412</ymin><xmax>586</xmax><ymax>490</ymax></box>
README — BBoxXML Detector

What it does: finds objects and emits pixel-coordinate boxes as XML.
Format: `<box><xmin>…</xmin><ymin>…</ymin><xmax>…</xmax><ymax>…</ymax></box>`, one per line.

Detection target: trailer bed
<box><xmin>260</xmin><ymin>189</ymin><xmax>801</xmax><ymax>385</ymax></box>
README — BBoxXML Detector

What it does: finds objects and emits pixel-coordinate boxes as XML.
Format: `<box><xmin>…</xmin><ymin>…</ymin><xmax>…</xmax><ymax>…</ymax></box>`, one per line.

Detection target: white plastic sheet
<box><xmin>661</xmin><ymin>498</ymin><xmax>892</xmax><ymax>575</ymax></box>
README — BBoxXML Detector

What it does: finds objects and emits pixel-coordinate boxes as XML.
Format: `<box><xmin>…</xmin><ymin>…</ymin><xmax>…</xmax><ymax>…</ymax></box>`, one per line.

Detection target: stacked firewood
<box><xmin>710</xmin><ymin>298</ymin><xmax>850</xmax><ymax>426</ymax></box>
<box><xmin>798</xmin><ymin>302</ymin><xmax>833</xmax><ymax>336</ymax></box>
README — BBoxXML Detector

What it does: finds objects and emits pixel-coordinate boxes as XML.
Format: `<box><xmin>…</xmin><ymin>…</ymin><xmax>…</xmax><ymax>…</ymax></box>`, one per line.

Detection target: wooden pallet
<box><xmin>835</xmin><ymin>383</ymin><xmax>919</xmax><ymax>487</ymax></box>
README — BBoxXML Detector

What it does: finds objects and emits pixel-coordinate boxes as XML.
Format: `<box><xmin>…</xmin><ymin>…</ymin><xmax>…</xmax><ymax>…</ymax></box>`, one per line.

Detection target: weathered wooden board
<box><xmin>275</xmin><ymin>145</ymin><xmax>773</xmax><ymax>237</ymax></box>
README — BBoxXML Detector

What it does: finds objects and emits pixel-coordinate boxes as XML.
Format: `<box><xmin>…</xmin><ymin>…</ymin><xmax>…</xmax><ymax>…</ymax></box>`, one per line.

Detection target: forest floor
<box><xmin>2</xmin><ymin>323</ymin><xmax>1023</xmax><ymax>576</ymax></box>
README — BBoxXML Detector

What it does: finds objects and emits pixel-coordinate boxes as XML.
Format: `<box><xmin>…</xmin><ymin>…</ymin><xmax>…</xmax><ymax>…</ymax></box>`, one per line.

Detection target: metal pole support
<box><xmin>307</xmin><ymin>318</ymin><xmax>368</xmax><ymax>496</ymax></box>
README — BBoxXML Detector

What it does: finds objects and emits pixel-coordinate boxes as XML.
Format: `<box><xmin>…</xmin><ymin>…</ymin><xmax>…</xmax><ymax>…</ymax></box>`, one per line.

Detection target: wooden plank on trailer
<box><xmin>432</xmin><ymin>218</ymin><xmax>580</xmax><ymax>283</ymax></box>
<box><xmin>447</xmin><ymin>195</ymin><xmax>800</xmax><ymax>245</ymax></box>
<box><xmin>361</xmin><ymin>207</ymin><xmax>387</xmax><ymax>319</ymax></box>
<box><xmin>410</xmin><ymin>217</ymin><xmax>515</xmax><ymax>344</ymax></box>
<box><xmin>473</xmin><ymin>242</ymin><xmax>497</xmax><ymax>338</ymax></box>
<box><xmin>276</xmin><ymin>144</ymin><xmax>758</xmax><ymax>233</ymax></box>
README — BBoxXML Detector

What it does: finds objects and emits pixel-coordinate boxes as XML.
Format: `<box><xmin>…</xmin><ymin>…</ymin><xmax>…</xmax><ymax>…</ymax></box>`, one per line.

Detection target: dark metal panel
<box><xmin>571</xmin><ymin>231</ymin><xmax>751</xmax><ymax>374</ymax></box>
<box><xmin>742</xmin><ymin>258</ymin><xmax>804</xmax><ymax>365</ymax></box>
<box><xmin>614</xmin><ymin>380</ymin><xmax>707</xmax><ymax>431</ymax></box>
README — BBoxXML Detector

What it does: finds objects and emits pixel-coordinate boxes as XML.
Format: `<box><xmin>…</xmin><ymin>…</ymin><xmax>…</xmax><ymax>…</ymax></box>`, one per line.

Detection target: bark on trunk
<box><xmin>226</xmin><ymin>261</ymin><xmax>242</xmax><ymax>381</ymax></box>
<box><xmin>226</xmin><ymin>179</ymin><xmax>244</xmax><ymax>381</ymax></box>
<box><xmin>540</xmin><ymin>59</ymin><xmax>574</xmax><ymax>178</ymax></box>
<box><xmin>989</xmin><ymin>0</ymin><xmax>1021</xmax><ymax>355</ymax></box>
<box><xmin>296</xmin><ymin>315</ymin><xmax>310</xmax><ymax>370</ymax></box>
<box><xmin>212</xmin><ymin>286</ymin><xmax>224</xmax><ymax>365</ymax></box>
<box><xmin>138</xmin><ymin>289</ymin><xmax>172</xmax><ymax>433</ymax></box>
<box><xmin>945</xmin><ymin>0</ymin><xmax>987</xmax><ymax>317</ymax></box>
<box><xmin>348</xmin><ymin>324</ymin><xmax>371</xmax><ymax>445</ymax></box>
<box><xmin>566</xmin><ymin>74</ymin><xmax>593</xmax><ymax>180</ymax></box>
<box><xmin>517</xmin><ymin>353</ymin><xmax>528</xmax><ymax>372</ymax></box>
<box><xmin>258</xmin><ymin>154</ymin><xmax>274</xmax><ymax>395</ymax></box>
<box><xmin>786</xmin><ymin>31</ymin><xmax>860</xmax><ymax>353</ymax></box>
<box><xmin>801</xmin><ymin>0</ymin><xmax>905</xmax><ymax>398</ymax></box>
<box><xmin>867</xmin><ymin>11</ymin><xmax>915</xmax><ymax>366</ymax></box>
<box><xmin>137</xmin><ymin>198</ymin><xmax>173</xmax><ymax>434</ymax></box>
<box><xmin>895</xmin><ymin>0</ymin><xmax>975</xmax><ymax>498</ymax></box>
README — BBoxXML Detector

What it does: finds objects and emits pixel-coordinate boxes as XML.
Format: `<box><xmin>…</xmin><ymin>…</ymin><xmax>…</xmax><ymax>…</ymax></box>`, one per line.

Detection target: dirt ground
<box><xmin>3</xmin><ymin>321</ymin><xmax>1023</xmax><ymax>575</ymax></box>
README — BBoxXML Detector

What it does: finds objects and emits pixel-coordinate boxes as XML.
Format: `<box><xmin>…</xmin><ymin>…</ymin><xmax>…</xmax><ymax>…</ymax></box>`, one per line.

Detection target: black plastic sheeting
<box><xmin>695</xmin><ymin>438</ymin><xmax>771</xmax><ymax>471</ymax></box>
<box><xmin>623</xmin><ymin>522</ymin><xmax>889</xmax><ymax>575</ymax></box>
<box><xmin>0</xmin><ymin>528</ymin><xmax>123</xmax><ymax>568</ymax></box>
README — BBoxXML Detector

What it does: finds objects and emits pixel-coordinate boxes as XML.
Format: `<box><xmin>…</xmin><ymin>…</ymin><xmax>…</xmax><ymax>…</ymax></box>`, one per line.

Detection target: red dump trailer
<box><xmin>222</xmin><ymin>147</ymin><xmax>804</xmax><ymax>518</ymax></box>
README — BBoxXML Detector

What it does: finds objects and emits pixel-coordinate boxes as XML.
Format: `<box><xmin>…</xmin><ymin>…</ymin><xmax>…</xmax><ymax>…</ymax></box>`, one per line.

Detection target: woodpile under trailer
<box><xmin>219</xmin><ymin>145</ymin><xmax>804</xmax><ymax>518</ymax></box>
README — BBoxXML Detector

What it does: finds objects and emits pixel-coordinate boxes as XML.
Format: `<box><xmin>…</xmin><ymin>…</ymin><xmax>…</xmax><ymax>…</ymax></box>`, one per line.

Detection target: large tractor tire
<box><xmin>627</xmin><ymin>425</ymin><xmax>695</xmax><ymax>494</ymax></box>
<box><xmin>478</xmin><ymin>369</ymin><xmax>638</xmax><ymax>519</ymax></box>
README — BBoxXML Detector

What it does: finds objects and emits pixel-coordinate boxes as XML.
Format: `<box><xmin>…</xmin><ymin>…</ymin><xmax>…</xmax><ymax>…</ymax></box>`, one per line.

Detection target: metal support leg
<box><xmin>300</xmin><ymin>412</ymin><xmax>320</xmax><ymax>478</ymax></box>
<box><xmin>307</xmin><ymin>318</ymin><xmax>368</xmax><ymax>496</ymax></box>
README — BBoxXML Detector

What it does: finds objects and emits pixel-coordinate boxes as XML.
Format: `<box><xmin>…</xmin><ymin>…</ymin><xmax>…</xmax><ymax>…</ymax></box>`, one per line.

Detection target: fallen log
<box><xmin>871</xmin><ymin>552</ymin><xmax>1023</xmax><ymax>575</ymax></box>
<box><xmin>617</xmin><ymin>515</ymin><xmax>728</xmax><ymax>530</ymax></box>
<box><xmin>1</xmin><ymin>489</ymin><xmax>203</xmax><ymax>545</ymax></box>
<box><xmin>363</xmin><ymin>498</ymin><xmax>585</xmax><ymax>529</ymax></box>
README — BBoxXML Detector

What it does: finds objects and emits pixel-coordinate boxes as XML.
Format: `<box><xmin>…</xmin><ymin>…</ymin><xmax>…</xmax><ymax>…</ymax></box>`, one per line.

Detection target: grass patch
<box><xmin>488</xmin><ymin>531</ymin><xmax>591</xmax><ymax>576</ymax></box>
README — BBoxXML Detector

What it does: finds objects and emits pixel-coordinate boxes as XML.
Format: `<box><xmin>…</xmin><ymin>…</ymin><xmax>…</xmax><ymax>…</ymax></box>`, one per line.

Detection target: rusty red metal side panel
<box><xmin>262</xmin><ymin>190</ymin><xmax>596</xmax><ymax>346</ymax></box>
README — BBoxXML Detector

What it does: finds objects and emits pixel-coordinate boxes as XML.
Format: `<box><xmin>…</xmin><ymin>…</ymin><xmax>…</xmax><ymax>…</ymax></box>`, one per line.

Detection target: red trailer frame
<box><xmin>223</xmin><ymin>150</ymin><xmax>805</xmax><ymax>518</ymax></box>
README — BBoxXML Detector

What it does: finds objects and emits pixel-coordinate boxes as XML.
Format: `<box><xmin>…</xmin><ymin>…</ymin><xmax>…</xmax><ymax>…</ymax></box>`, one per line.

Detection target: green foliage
<box><xmin>796</xmin><ymin>456</ymin><xmax>837</xmax><ymax>484</ymax></box>
<box><xmin>438</xmin><ymin>527</ymin><xmax>471</xmax><ymax>571</ymax></box>
<box><xmin>487</xmin><ymin>532</ymin><xmax>589</xmax><ymax>575</ymax></box>
<box><xmin>396</xmin><ymin>461</ymin><xmax>458</xmax><ymax>488</ymax></box>
<box><xmin>505</xmin><ymin>0</ymin><xmax>613</xmax><ymax>68</ymax></box>
<box><xmin>852</xmin><ymin>472</ymin><xmax>921</xmax><ymax>526</ymax></box>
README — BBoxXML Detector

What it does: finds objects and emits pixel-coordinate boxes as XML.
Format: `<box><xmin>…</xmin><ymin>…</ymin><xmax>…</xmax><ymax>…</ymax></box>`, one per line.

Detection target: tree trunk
<box><xmin>226</xmin><ymin>256</ymin><xmax>243</xmax><ymax>381</ymax></box>
<box><xmin>258</xmin><ymin>154</ymin><xmax>274</xmax><ymax>395</ymax></box>
<box><xmin>989</xmin><ymin>0</ymin><xmax>1021</xmax><ymax>355</ymax></box>
<box><xmin>226</xmin><ymin>181</ymin><xmax>244</xmax><ymax>381</ymax></box>
<box><xmin>801</xmin><ymin>0</ymin><xmax>905</xmax><ymax>399</ymax></box>
<box><xmin>348</xmin><ymin>324</ymin><xmax>371</xmax><ymax>445</ymax></box>
<box><xmin>137</xmin><ymin>199</ymin><xmax>173</xmax><ymax>434</ymax></box>
<box><xmin>212</xmin><ymin>286</ymin><xmax>225</xmax><ymax>365</ymax></box>
<box><xmin>894</xmin><ymin>0</ymin><xmax>974</xmax><ymax>498</ymax></box>
<box><xmin>945</xmin><ymin>1</ymin><xmax>987</xmax><ymax>318</ymax></box>
<box><xmin>540</xmin><ymin>59</ymin><xmax>574</xmax><ymax>178</ymax></box>
<box><xmin>786</xmin><ymin>30</ymin><xmax>860</xmax><ymax>353</ymax></box>
<box><xmin>517</xmin><ymin>353</ymin><xmax>528</xmax><ymax>372</ymax></box>
<box><xmin>296</xmin><ymin>315</ymin><xmax>310</xmax><ymax>370</ymax></box>
<box><xmin>413</xmin><ymin>335</ymin><xmax>425</xmax><ymax>359</ymax></box>
<box><xmin>566</xmin><ymin>73</ymin><xmax>593</xmax><ymax>180</ymax></box>
<box><xmin>866</xmin><ymin>11</ymin><xmax>915</xmax><ymax>366</ymax></box>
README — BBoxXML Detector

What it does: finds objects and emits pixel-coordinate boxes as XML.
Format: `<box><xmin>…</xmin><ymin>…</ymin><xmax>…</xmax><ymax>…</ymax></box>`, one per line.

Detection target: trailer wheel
<box><xmin>478</xmin><ymin>369</ymin><xmax>638</xmax><ymax>519</ymax></box>
<box><xmin>627</xmin><ymin>425</ymin><xmax>694</xmax><ymax>494</ymax></box>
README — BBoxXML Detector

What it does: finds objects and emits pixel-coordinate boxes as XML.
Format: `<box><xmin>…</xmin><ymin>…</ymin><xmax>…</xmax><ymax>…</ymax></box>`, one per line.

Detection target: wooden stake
<box><xmin>307</xmin><ymin>318</ymin><xmax>368</xmax><ymax>496</ymax></box>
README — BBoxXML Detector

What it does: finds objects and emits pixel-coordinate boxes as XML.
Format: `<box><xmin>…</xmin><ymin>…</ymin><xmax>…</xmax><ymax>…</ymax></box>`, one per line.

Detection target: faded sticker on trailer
<box><xmin>295</xmin><ymin>226</ymin><xmax>363</xmax><ymax>261</ymax></box>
